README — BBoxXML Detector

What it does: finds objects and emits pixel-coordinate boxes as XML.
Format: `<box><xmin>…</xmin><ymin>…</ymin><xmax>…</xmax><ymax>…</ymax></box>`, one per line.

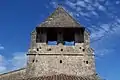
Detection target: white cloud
<box><xmin>84</xmin><ymin>0</ymin><xmax>92</xmax><ymax>3</ymax></box>
<box><xmin>65</xmin><ymin>0</ymin><xmax>107</xmax><ymax>18</ymax></box>
<box><xmin>0</xmin><ymin>52</ymin><xmax>27</xmax><ymax>74</ymax></box>
<box><xmin>76</xmin><ymin>7</ymin><xmax>82</xmax><ymax>12</ymax></box>
<box><xmin>91</xmin><ymin>29</ymin><xmax>119</xmax><ymax>58</ymax></box>
<box><xmin>116</xmin><ymin>1</ymin><xmax>120</xmax><ymax>4</ymax></box>
<box><xmin>98</xmin><ymin>5</ymin><xmax>106</xmax><ymax>11</ymax></box>
<box><xmin>0</xmin><ymin>44</ymin><xmax>4</xmax><ymax>50</ymax></box>
<box><xmin>50</xmin><ymin>1</ymin><xmax>58</xmax><ymax>8</ymax></box>
<box><xmin>91</xmin><ymin>11</ymin><xmax>99</xmax><ymax>16</ymax></box>
<box><xmin>65</xmin><ymin>0</ymin><xmax>76</xmax><ymax>9</ymax></box>
<box><xmin>91</xmin><ymin>28</ymin><xmax>106</xmax><ymax>39</ymax></box>
<box><xmin>90</xmin><ymin>17</ymin><xmax>120</xmax><ymax>57</ymax></box>
<box><xmin>79</xmin><ymin>12</ymin><xmax>90</xmax><ymax>17</ymax></box>
<box><xmin>0</xmin><ymin>66</ymin><xmax>7</xmax><ymax>73</ymax></box>
<box><xmin>93</xmin><ymin>47</ymin><xmax>115</xmax><ymax>59</ymax></box>
<box><xmin>116</xmin><ymin>18</ymin><xmax>120</xmax><ymax>23</ymax></box>
<box><xmin>93</xmin><ymin>2</ymin><xmax>106</xmax><ymax>11</ymax></box>
<box><xmin>100</xmin><ymin>24</ymin><xmax>110</xmax><ymax>31</ymax></box>
<box><xmin>0</xmin><ymin>55</ymin><xmax>7</xmax><ymax>73</ymax></box>
<box><xmin>76</xmin><ymin>1</ymin><xmax>87</xmax><ymax>7</ymax></box>
<box><xmin>10</xmin><ymin>52</ymin><xmax>27</xmax><ymax>70</ymax></box>
<box><xmin>0</xmin><ymin>55</ymin><xmax>4</xmax><ymax>65</ymax></box>
<box><xmin>91</xmin><ymin>22</ymin><xmax>120</xmax><ymax>40</ymax></box>
<box><xmin>90</xmin><ymin>15</ymin><xmax>120</xmax><ymax>40</ymax></box>
<box><xmin>95</xmin><ymin>49</ymin><xmax>114</xmax><ymax>56</ymax></box>
<box><xmin>87</xmin><ymin>5</ymin><xmax>95</xmax><ymax>11</ymax></box>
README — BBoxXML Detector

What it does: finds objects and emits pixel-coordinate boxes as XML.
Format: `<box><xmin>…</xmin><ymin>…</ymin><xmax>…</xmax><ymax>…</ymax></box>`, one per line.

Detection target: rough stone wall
<box><xmin>26</xmin><ymin>42</ymin><xmax>95</xmax><ymax>78</ymax></box>
<box><xmin>0</xmin><ymin>68</ymin><xmax>26</xmax><ymax>80</ymax></box>
<box><xmin>30</xmin><ymin>30</ymin><xmax>37</xmax><ymax>49</ymax></box>
<box><xmin>27</xmin><ymin>55</ymin><xmax>95</xmax><ymax>77</ymax></box>
<box><xmin>30</xmin><ymin>43</ymin><xmax>86</xmax><ymax>54</ymax></box>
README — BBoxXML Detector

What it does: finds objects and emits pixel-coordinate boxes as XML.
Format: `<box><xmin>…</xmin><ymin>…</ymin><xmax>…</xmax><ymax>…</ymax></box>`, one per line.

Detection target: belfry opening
<box><xmin>36</xmin><ymin>27</ymin><xmax>85</xmax><ymax>46</ymax></box>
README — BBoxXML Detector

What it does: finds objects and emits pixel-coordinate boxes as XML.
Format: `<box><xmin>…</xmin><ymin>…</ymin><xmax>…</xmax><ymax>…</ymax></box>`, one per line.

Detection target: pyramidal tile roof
<box><xmin>38</xmin><ymin>6</ymin><xmax>82</xmax><ymax>27</ymax></box>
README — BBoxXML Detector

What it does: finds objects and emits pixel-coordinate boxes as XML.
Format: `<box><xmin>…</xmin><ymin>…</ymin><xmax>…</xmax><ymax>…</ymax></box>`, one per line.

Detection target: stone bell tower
<box><xmin>26</xmin><ymin>6</ymin><xmax>96</xmax><ymax>78</ymax></box>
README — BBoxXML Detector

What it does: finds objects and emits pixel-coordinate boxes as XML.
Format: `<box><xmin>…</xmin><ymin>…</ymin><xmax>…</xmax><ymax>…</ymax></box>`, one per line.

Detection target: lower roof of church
<box><xmin>21</xmin><ymin>74</ymin><xmax>97</xmax><ymax>80</ymax></box>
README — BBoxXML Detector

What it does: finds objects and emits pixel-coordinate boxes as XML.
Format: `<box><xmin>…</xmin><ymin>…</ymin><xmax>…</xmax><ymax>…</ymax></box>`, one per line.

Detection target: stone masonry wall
<box><xmin>27</xmin><ymin>55</ymin><xmax>95</xmax><ymax>77</ymax></box>
<box><xmin>26</xmin><ymin>42</ymin><xmax>95</xmax><ymax>78</ymax></box>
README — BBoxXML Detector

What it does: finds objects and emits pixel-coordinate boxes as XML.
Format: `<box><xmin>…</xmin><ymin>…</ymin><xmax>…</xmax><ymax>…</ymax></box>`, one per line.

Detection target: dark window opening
<box><xmin>83</xmin><ymin>49</ymin><xmax>85</xmax><ymax>52</ymax></box>
<box><xmin>63</xmin><ymin>29</ymin><xmax>75</xmax><ymax>46</ymax></box>
<box><xmin>60</xmin><ymin>60</ymin><xmax>62</xmax><ymax>63</ymax></box>
<box><xmin>39</xmin><ymin>47</ymin><xmax>41</xmax><ymax>49</ymax></box>
<box><xmin>75</xmin><ymin>28</ymin><xmax>84</xmax><ymax>43</ymax></box>
<box><xmin>36</xmin><ymin>60</ymin><xmax>38</xmax><ymax>62</ymax></box>
<box><xmin>32</xmin><ymin>60</ymin><xmax>35</xmax><ymax>62</ymax></box>
<box><xmin>36</xmin><ymin>31</ymin><xmax>41</xmax><ymax>43</ymax></box>
<box><xmin>61</xmin><ymin>49</ymin><xmax>63</xmax><ymax>51</ymax></box>
<box><xmin>37</xmin><ymin>48</ymin><xmax>39</xmax><ymax>51</ymax></box>
<box><xmin>59</xmin><ymin>32</ymin><xmax>62</xmax><ymax>34</ymax></box>
<box><xmin>36</xmin><ymin>28</ymin><xmax>45</xmax><ymax>43</ymax></box>
<box><xmin>47</xmin><ymin>29</ymin><xmax>57</xmax><ymax>45</ymax></box>
<box><xmin>79</xmin><ymin>47</ymin><xmax>81</xmax><ymax>49</ymax></box>
<box><xmin>47</xmin><ymin>48</ymin><xmax>51</xmax><ymax>51</ymax></box>
<box><xmin>57</xmin><ymin>31</ymin><xmax>64</xmax><ymax>45</ymax></box>
<box><xmin>84</xmin><ymin>61</ymin><xmax>88</xmax><ymax>64</ymax></box>
<box><xmin>86</xmin><ymin>61</ymin><xmax>88</xmax><ymax>64</ymax></box>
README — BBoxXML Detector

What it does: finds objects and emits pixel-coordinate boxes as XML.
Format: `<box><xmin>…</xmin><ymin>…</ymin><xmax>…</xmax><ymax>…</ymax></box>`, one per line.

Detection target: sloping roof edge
<box><xmin>0</xmin><ymin>68</ymin><xmax>26</xmax><ymax>76</ymax></box>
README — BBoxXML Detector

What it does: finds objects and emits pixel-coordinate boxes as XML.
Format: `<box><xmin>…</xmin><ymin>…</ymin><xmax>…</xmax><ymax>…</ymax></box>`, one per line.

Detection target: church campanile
<box><xmin>26</xmin><ymin>6</ymin><xmax>96</xmax><ymax>78</ymax></box>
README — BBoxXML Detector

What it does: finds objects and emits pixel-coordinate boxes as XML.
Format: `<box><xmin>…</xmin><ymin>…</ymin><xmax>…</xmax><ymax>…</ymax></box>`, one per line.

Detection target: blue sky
<box><xmin>0</xmin><ymin>0</ymin><xmax>120</xmax><ymax>80</ymax></box>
